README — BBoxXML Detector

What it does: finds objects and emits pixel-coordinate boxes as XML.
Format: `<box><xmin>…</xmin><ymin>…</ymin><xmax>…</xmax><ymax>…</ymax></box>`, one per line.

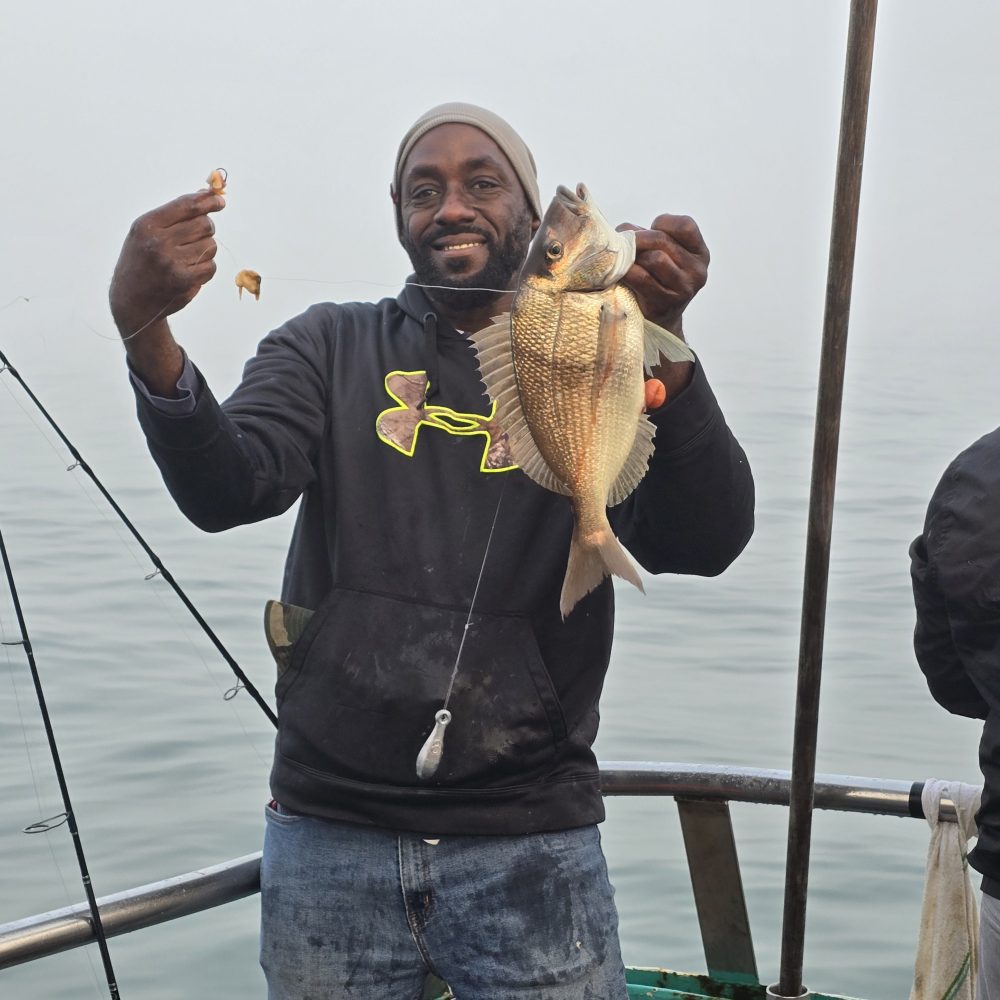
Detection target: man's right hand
<box><xmin>109</xmin><ymin>191</ymin><xmax>225</xmax><ymax>395</ymax></box>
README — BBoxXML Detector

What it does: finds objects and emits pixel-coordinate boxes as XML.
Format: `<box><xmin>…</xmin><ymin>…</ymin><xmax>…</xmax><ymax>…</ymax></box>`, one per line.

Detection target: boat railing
<box><xmin>0</xmin><ymin>761</ymin><xmax>963</xmax><ymax>983</ymax></box>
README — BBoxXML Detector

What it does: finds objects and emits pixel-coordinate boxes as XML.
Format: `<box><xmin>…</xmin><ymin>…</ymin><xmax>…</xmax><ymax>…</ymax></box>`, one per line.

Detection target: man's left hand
<box><xmin>617</xmin><ymin>214</ymin><xmax>710</xmax><ymax>337</ymax></box>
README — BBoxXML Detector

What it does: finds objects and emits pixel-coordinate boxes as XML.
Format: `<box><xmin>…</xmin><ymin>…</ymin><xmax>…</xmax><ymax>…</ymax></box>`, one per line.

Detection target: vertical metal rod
<box><xmin>775</xmin><ymin>2</ymin><xmax>878</xmax><ymax>997</ymax></box>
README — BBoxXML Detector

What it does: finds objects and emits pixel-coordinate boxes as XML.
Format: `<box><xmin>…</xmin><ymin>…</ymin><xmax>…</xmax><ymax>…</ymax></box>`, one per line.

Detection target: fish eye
<box><xmin>545</xmin><ymin>241</ymin><xmax>563</xmax><ymax>260</ymax></box>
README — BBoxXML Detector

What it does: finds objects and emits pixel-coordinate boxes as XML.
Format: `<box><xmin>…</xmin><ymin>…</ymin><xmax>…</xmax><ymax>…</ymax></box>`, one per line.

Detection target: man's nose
<box><xmin>434</xmin><ymin>186</ymin><xmax>477</xmax><ymax>225</ymax></box>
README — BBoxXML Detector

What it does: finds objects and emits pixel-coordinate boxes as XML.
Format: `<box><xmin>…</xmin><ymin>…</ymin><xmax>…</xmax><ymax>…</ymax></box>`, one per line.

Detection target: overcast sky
<box><xmin>2</xmin><ymin>0</ymin><xmax>998</xmax><ymax>467</ymax></box>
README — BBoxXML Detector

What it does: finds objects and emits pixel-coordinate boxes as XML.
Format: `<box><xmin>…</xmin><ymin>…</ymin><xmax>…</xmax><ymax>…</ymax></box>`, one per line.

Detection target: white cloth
<box><xmin>911</xmin><ymin>779</ymin><xmax>983</xmax><ymax>1000</ymax></box>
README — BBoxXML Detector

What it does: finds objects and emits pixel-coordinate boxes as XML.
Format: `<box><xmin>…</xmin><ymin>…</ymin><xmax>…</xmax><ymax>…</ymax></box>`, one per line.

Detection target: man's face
<box><xmin>398</xmin><ymin>123</ymin><xmax>536</xmax><ymax>312</ymax></box>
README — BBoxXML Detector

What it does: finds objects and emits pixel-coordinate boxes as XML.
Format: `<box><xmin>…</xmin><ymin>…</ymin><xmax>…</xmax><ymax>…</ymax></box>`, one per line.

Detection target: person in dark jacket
<box><xmin>109</xmin><ymin>103</ymin><xmax>755</xmax><ymax>1000</ymax></box>
<box><xmin>911</xmin><ymin>427</ymin><xmax>1000</xmax><ymax>998</ymax></box>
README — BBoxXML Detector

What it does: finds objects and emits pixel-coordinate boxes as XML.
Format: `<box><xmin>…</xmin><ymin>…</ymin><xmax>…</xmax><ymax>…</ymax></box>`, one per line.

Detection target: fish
<box><xmin>470</xmin><ymin>183</ymin><xmax>694</xmax><ymax>618</ymax></box>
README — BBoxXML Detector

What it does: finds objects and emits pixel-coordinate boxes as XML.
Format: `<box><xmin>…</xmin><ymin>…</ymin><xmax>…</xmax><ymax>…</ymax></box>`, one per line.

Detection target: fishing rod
<box><xmin>0</xmin><ymin>522</ymin><xmax>121</xmax><ymax>999</ymax></box>
<box><xmin>771</xmin><ymin>1</ymin><xmax>878</xmax><ymax>997</ymax></box>
<box><xmin>0</xmin><ymin>349</ymin><xmax>278</xmax><ymax>729</ymax></box>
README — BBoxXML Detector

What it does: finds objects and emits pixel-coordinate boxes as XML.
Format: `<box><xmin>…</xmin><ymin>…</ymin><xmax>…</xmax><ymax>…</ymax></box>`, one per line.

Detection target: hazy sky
<box><xmin>2</xmin><ymin>0</ymin><xmax>999</xmax><ymax>494</ymax></box>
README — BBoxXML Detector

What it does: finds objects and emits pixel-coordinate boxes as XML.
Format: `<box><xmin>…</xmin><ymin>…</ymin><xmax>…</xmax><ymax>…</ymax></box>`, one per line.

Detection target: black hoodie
<box><xmin>911</xmin><ymin>426</ymin><xmax>1000</xmax><ymax>897</ymax></box>
<box><xmin>134</xmin><ymin>283</ymin><xmax>754</xmax><ymax>835</ymax></box>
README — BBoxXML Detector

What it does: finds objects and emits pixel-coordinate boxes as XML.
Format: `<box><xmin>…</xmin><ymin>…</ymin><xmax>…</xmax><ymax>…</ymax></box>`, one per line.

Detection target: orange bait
<box><xmin>206</xmin><ymin>168</ymin><xmax>227</xmax><ymax>196</ymax></box>
<box><xmin>235</xmin><ymin>269</ymin><xmax>262</xmax><ymax>301</ymax></box>
<box><xmin>644</xmin><ymin>378</ymin><xmax>667</xmax><ymax>411</ymax></box>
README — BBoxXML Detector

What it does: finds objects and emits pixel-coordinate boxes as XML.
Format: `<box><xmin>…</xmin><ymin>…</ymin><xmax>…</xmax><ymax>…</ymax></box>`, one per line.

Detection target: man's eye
<box><xmin>472</xmin><ymin>179</ymin><xmax>499</xmax><ymax>191</ymax></box>
<box><xmin>410</xmin><ymin>187</ymin><xmax>437</xmax><ymax>202</ymax></box>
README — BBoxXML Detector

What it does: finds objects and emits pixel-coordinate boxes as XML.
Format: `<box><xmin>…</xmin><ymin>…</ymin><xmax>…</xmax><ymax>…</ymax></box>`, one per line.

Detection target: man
<box><xmin>110</xmin><ymin>103</ymin><xmax>754</xmax><ymax>999</ymax></box>
<box><xmin>911</xmin><ymin>429</ymin><xmax>1000</xmax><ymax>999</ymax></box>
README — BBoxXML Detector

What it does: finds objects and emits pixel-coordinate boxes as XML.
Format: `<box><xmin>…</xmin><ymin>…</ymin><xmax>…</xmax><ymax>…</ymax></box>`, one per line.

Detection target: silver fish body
<box><xmin>471</xmin><ymin>184</ymin><xmax>694</xmax><ymax>618</ymax></box>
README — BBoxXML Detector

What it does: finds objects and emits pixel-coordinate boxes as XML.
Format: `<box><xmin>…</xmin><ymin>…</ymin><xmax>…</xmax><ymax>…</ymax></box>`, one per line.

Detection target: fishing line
<box><xmin>0</xmin><ymin>522</ymin><xmax>122</xmax><ymax>999</ymax></box>
<box><xmin>0</xmin><ymin>350</ymin><xmax>278</xmax><ymax>729</ymax></box>
<box><xmin>0</xmin><ymin>604</ymin><xmax>95</xmax><ymax>963</ymax></box>
<box><xmin>82</xmin><ymin>277</ymin><xmax>513</xmax><ymax>348</ymax></box>
<box><xmin>114</xmin><ymin>301</ymin><xmax>178</xmax><ymax>344</ymax></box>
<box><xmin>415</xmin><ymin>474</ymin><xmax>508</xmax><ymax>781</ymax></box>
<box><xmin>263</xmin><ymin>278</ymin><xmax>514</xmax><ymax>294</ymax></box>
<box><xmin>0</xmin><ymin>377</ymin><xmax>273</xmax><ymax>770</ymax></box>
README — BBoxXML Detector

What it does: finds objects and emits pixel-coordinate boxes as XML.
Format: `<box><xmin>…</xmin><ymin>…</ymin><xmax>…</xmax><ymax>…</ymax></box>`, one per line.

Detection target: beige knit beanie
<box><xmin>391</xmin><ymin>102</ymin><xmax>542</xmax><ymax>238</ymax></box>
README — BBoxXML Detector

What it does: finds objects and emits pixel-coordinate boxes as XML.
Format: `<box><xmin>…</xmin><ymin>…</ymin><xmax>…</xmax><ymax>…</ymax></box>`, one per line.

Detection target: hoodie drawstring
<box><xmin>422</xmin><ymin>312</ymin><xmax>440</xmax><ymax>401</ymax></box>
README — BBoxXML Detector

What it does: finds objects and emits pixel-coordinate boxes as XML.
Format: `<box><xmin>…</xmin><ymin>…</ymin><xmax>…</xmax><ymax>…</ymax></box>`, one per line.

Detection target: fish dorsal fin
<box><xmin>468</xmin><ymin>316</ymin><xmax>571</xmax><ymax>496</ymax></box>
<box><xmin>607</xmin><ymin>414</ymin><xmax>656</xmax><ymax>507</ymax></box>
<box><xmin>642</xmin><ymin>318</ymin><xmax>695</xmax><ymax>373</ymax></box>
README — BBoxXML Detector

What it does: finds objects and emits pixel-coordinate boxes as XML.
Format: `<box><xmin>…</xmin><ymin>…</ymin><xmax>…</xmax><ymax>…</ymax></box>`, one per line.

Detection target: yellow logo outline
<box><xmin>375</xmin><ymin>370</ymin><xmax>516</xmax><ymax>473</ymax></box>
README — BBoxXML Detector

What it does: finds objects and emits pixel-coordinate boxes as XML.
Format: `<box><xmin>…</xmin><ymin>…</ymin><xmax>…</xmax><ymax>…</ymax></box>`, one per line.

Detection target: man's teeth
<box><xmin>443</xmin><ymin>242</ymin><xmax>482</xmax><ymax>250</ymax></box>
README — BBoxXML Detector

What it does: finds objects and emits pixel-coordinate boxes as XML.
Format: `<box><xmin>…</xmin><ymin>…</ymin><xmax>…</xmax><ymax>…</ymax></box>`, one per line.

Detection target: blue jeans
<box><xmin>260</xmin><ymin>803</ymin><xmax>628</xmax><ymax>999</ymax></box>
<box><xmin>981</xmin><ymin>892</ymin><xmax>1000</xmax><ymax>999</ymax></box>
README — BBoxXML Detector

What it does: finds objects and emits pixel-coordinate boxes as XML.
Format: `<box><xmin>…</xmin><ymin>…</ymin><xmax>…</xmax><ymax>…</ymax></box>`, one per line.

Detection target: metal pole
<box><xmin>773</xmin><ymin>2</ymin><xmax>878</xmax><ymax>997</ymax></box>
<box><xmin>0</xmin><ymin>767</ymin><xmax>966</xmax><ymax>971</ymax></box>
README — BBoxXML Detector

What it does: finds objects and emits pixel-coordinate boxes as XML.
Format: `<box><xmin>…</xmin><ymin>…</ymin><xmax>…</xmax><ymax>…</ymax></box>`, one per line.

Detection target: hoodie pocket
<box><xmin>276</xmin><ymin>588</ymin><xmax>567</xmax><ymax>788</ymax></box>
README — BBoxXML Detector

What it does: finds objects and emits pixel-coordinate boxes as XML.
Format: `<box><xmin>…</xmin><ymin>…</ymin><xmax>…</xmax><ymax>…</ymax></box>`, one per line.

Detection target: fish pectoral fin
<box><xmin>469</xmin><ymin>313</ymin><xmax>570</xmax><ymax>495</ymax></box>
<box><xmin>591</xmin><ymin>300</ymin><xmax>632</xmax><ymax>415</ymax></box>
<box><xmin>607</xmin><ymin>415</ymin><xmax>656</xmax><ymax>507</ymax></box>
<box><xmin>596</xmin><ymin>301</ymin><xmax>627</xmax><ymax>361</ymax></box>
<box><xmin>642</xmin><ymin>318</ymin><xmax>695</xmax><ymax>371</ymax></box>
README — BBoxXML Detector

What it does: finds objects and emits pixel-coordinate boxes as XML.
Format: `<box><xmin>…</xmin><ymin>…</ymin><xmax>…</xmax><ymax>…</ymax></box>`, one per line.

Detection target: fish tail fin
<box><xmin>560</xmin><ymin>524</ymin><xmax>644</xmax><ymax>619</ymax></box>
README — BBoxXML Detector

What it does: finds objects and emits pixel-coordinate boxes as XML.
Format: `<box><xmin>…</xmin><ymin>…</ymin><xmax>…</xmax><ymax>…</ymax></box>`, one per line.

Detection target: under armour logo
<box><xmin>376</xmin><ymin>371</ymin><xmax>514</xmax><ymax>472</ymax></box>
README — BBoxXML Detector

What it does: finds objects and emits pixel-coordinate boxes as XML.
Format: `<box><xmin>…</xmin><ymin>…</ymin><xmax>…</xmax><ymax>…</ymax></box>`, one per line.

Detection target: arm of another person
<box><xmin>109</xmin><ymin>191</ymin><xmax>328</xmax><ymax>531</ymax></box>
<box><xmin>609</xmin><ymin>212</ymin><xmax>755</xmax><ymax>575</ymax></box>
<box><xmin>910</xmin><ymin>458</ymin><xmax>992</xmax><ymax>720</ymax></box>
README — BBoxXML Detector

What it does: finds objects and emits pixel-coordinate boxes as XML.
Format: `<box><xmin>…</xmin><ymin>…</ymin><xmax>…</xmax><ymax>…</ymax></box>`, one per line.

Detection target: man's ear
<box><xmin>531</xmin><ymin>217</ymin><xmax>540</xmax><ymax>235</ymax></box>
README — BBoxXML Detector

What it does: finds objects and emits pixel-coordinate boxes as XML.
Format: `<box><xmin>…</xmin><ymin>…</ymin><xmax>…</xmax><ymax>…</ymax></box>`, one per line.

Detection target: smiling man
<box><xmin>395</xmin><ymin>118</ymin><xmax>539</xmax><ymax>328</ymax></box>
<box><xmin>109</xmin><ymin>102</ymin><xmax>754</xmax><ymax>1000</ymax></box>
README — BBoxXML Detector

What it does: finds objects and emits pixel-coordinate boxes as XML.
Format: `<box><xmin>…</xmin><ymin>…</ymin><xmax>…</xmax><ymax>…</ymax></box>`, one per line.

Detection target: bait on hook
<box><xmin>206</xmin><ymin>167</ymin><xmax>227</xmax><ymax>196</ymax></box>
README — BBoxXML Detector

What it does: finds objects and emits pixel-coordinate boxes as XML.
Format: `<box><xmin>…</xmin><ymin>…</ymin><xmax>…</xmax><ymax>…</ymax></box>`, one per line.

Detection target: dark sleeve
<box><xmin>609</xmin><ymin>358</ymin><xmax>754</xmax><ymax>575</ymax></box>
<box><xmin>910</xmin><ymin>534</ymin><xmax>988</xmax><ymax>718</ymax></box>
<box><xmin>910</xmin><ymin>451</ymin><xmax>993</xmax><ymax>720</ymax></box>
<box><xmin>132</xmin><ymin>305</ymin><xmax>333</xmax><ymax>532</ymax></box>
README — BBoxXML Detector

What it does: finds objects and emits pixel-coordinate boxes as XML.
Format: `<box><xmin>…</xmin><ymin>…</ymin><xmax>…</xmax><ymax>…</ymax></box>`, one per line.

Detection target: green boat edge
<box><xmin>425</xmin><ymin>967</ymin><xmax>857</xmax><ymax>999</ymax></box>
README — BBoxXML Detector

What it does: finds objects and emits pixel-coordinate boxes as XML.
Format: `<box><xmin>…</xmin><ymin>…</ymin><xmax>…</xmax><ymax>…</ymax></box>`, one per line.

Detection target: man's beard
<box><xmin>402</xmin><ymin>210</ymin><xmax>534</xmax><ymax>313</ymax></box>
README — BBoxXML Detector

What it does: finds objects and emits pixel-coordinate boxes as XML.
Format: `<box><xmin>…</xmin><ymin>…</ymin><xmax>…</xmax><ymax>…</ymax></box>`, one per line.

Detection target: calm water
<box><xmin>0</xmin><ymin>302</ymin><xmax>993</xmax><ymax>999</ymax></box>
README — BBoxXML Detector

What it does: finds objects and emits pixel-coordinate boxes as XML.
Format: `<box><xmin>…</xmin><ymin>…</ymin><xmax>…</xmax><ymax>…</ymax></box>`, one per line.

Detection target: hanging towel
<box><xmin>911</xmin><ymin>779</ymin><xmax>983</xmax><ymax>1000</ymax></box>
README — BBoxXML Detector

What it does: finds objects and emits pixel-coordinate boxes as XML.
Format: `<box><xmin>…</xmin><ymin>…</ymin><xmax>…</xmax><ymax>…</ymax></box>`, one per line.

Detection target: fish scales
<box><xmin>512</xmin><ymin>285</ymin><xmax>644</xmax><ymax>508</ymax></box>
<box><xmin>470</xmin><ymin>183</ymin><xmax>695</xmax><ymax>618</ymax></box>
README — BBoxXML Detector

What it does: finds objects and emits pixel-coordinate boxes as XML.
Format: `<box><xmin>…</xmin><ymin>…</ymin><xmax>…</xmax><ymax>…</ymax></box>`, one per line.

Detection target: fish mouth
<box><xmin>555</xmin><ymin>183</ymin><xmax>590</xmax><ymax>216</ymax></box>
